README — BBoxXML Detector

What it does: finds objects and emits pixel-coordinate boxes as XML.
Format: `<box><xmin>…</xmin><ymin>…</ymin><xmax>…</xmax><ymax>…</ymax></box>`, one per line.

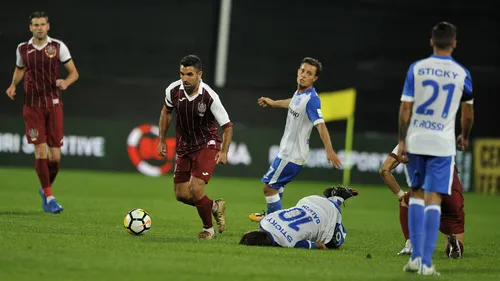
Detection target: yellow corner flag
<box><xmin>319</xmin><ymin>88</ymin><xmax>357</xmax><ymax>122</ymax></box>
<box><xmin>318</xmin><ymin>88</ymin><xmax>357</xmax><ymax>185</ymax></box>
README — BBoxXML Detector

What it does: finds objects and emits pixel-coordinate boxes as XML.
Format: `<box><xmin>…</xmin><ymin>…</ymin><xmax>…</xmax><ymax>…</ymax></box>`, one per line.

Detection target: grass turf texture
<box><xmin>0</xmin><ymin>167</ymin><xmax>499</xmax><ymax>281</ymax></box>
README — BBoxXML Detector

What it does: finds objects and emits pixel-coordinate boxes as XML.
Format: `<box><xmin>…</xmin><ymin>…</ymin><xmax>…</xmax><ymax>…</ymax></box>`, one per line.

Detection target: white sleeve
<box><xmin>16</xmin><ymin>47</ymin><xmax>24</xmax><ymax>67</ymax></box>
<box><xmin>165</xmin><ymin>87</ymin><xmax>174</xmax><ymax>108</ymax></box>
<box><xmin>59</xmin><ymin>42</ymin><xmax>72</xmax><ymax>63</ymax></box>
<box><xmin>210</xmin><ymin>95</ymin><xmax>231</xmax><ymax>126</ymax></box>
<box><xmin>391</xmin><ymin>145</ymin><xmax>399</xmax><ymax>155</ymax></box>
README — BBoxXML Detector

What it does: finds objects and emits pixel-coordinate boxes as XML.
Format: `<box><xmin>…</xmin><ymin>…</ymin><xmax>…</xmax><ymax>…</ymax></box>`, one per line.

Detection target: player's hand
<box><xmin>456</xmin><ymin>134</ymin><xmax>468</xmax><ymax>151</ymax></box>
<box><xmin>315</xmin><ymin>242</ymin><xmax>327</xmax><ymax>250</ymax></box>
<box><xmin>56</xmin><ymin>79</ymin><xmax>68</xmax><ymax>90</ymax></box>
<box><xmin>398</xmin><ymin>193</ymin><xmax>408</xmax><ymax>208</ymax></box>
<box><xmin>326</xmin><ymin>149</ymin><xmax>342</xmax><ymax>168</ymax></box>
<box><xmin>397</xmin><ymin>141</ymin><xmax>408</xmax><ymax>163</ymax></box>
<box><xmin>258</xmin><ymin>97</ymin><xmax>275</xmax><ymax>108</ymax></box>
<box><xmin>6</xmin><ymin>85</ymin><xmax>16</xmax><ymax>100</ymax></box>
<box><xmin>215</xmin><ymin>150</ymin><xmax>228</xmax><ymax>164</ymax></box>
<box><xmin>157</xmin><ymin>142</ymin><xmax>166</xmax><ymax>157</ymax></box>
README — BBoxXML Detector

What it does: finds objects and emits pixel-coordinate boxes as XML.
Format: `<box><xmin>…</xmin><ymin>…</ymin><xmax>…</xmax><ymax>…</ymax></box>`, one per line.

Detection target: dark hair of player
<box><xmin>29</xmin><ymin>11</ymin><xmax>49</xmax><ymax>24</ymax></box>
<box><xmin>180</xmin><ymin>55</ymin><xmax>203</xmax><ymax>72</ymax></box>
<box><xmin>432</xmin><ymin>21</ymin><xmax>457</xmax><ymax>49</ymax></box>
<box><xmin>301</xmin><ymin>57</ymin><xmax>322</xmax><ymax>77</ymax></box>
<box><xmin>239</xmin><ymin>230</ymin><xmax>274</xmax><ymax>246</ymax></box>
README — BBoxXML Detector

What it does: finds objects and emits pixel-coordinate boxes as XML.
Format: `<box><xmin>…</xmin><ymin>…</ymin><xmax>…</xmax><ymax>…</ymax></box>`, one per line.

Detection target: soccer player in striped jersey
<box><xmin>5</xmin><ymin>11</ymin><xmax>79</xmax><ymax>213</ymax></box>
<box><xmin>397</xmin><ymin>22</ymin><xmax>474</xmax><ymax>275</ymax></box>
<box><xmin>158</xmin><ymin>55</ymin><xmax>232</xmax><ymax>239</ymax></box>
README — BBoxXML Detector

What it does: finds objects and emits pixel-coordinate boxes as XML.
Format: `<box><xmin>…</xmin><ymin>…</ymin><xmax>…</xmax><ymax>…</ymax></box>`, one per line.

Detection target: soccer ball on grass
<box><xmin>124</xmin><ymin>208</ymin><xmax>151</xmax><ymax>235</ymax></box>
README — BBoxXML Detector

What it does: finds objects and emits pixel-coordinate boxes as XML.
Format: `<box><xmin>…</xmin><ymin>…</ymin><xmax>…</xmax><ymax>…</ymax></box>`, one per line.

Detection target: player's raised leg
<box><xmin>190</xmin><ymin>148</ymin><xmax>225</xmax><ymax>238</ymax></box>
<box><xmin>249</xmin><ymin>157</ymin><xmax>301</xmax><ymax>222</ymax></box>
<box><xmin>173</xmin><ymin>155</ymin><xmax>197</xmax><ymax>206</ymax></box>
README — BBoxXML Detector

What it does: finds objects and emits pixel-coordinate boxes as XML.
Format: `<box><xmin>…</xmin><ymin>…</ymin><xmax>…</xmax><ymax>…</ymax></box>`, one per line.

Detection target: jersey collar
<box><xmin>430</xmin><ymin>54</ymin><xmax>454</xmax><ymax>61</ymax></box>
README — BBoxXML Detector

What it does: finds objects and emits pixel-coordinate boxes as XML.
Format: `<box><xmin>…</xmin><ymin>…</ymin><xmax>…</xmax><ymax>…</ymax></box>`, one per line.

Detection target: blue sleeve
<box><xmin>461</xmin><ymin>69</ymin><xmax>473</xmax><ymax>102</ymax></box>
<box><xmin>306</xmin><ymin>95</ymin><xmax>323</xmax><ymax>124</ymax></box>
<box><xmin>294</xmin><ymin>240</ymin><xmax>316</xmax><ymax>249</ymax></box>
<box><xmin>402</xmin><ymin>63</ymin><xmax>416</xmax><ymax>98</ymax></box>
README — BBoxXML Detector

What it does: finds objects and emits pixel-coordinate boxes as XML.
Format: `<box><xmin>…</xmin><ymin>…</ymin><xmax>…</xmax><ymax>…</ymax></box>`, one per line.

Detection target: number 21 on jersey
<box><xmin>416</xmin><ymin>79</ymin><xmax>456</xmax><ymax>119</ymax></box>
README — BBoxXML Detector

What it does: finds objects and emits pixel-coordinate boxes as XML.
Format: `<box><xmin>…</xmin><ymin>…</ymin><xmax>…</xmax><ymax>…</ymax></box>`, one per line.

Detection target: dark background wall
<box><xmin>1</xmin><ymin>0</ymin><xmax>499</xmax><ymax>137</ymax></box>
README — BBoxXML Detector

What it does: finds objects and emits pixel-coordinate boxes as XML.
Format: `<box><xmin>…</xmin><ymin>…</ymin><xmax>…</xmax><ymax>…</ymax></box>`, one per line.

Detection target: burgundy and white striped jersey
<box><xmin>16</xmin><ymin>36</ymin><xmax>72</xmax><ymax>107</ymax></box>
<box><xmin>165</xmin><ymin>79</ymin><xmax>232</xmax><ymax>156</ymax></box>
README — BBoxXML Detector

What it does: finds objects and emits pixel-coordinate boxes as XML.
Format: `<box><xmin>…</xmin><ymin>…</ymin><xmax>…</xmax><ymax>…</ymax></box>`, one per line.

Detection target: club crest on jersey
<box><xmin>44</xmin><ymin>45</ymin><xmax>57</xmax><ymax>58</ymax></box>
<box><xmin>197</xmin><ymin>102</ymin><xmax>207</xmax><ymax>117</ymax></box>
<box><xmin>28</xmin><ymin>128</ymin><xmax>38</xmax><ymax>141</ymax></box>
<box><xmin>293</xmin><ymin>97</ymin><xmax>302</xmax><ymax>105</ymax></box>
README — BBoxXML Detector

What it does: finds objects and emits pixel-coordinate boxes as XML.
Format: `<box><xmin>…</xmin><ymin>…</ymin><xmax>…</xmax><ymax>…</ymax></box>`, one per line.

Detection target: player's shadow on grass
<box><xmin>0</xmin><ymin>210</ymin><xmax>43</xmax><ymax>216</ymax></box>
<box><xmin>139</xmin><ymin>235</ymin><xmax>198</xmax><ymax>244</ymax></box>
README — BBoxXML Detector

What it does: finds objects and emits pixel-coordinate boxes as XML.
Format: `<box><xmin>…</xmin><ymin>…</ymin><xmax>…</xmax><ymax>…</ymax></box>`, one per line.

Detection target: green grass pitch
<box><xmin>0</xmin><ymin>167</ymin><xmax>499</xmax><ymax>281</ymax></box>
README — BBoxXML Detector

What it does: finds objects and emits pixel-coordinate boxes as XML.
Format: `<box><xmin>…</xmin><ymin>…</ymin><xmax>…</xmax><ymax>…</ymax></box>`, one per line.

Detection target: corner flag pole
<box><xmin>318</xmin><ymin>88</ymin><xmax>356</xmax><ymax>186</ymax></box>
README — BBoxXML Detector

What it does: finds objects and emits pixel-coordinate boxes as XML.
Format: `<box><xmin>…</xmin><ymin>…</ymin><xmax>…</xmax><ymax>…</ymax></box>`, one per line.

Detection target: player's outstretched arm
<box><xmin>257</xmin><ymin>97</ymin><xmax>291</xmax><ymax>109</ymax></box>
<box><xmin>457</xmin><ymin>103</ymin><xmax>474</xmax><ymax>151</ymax></box>
<box><xmin>158</xmin><ymin>105</ymin><xmax>173</xmax><ymax>156</ymax></box>
<box><xmin>5</xmin><ymin>67</ymin><xmax>26</xmax><ymax>100</ymax></box>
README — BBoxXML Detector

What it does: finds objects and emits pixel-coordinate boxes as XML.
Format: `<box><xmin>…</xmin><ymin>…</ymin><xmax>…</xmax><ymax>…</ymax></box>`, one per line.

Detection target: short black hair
<box><xmin>239</xmin><ymin>230</ymin><xmax>274</xmax><ymax>247</ymax></box>
<box><xmin>29</xmin><ymin>11</ymin><xmax>49</xmax><ymax>24</ymax></box>
<box><xmin>180</xmin><ymin>55</ymin><xmax>202</xmax><ymax>72</ymax></box>
<box><xmin>301</xmin><ymin>57</ymin><xmax>322</xmax><ymax>76</ymax></box>
<box><xmin>432</xmin><ymin>21</ymin><xmax>457</xmax><ymax>49</ymax></box>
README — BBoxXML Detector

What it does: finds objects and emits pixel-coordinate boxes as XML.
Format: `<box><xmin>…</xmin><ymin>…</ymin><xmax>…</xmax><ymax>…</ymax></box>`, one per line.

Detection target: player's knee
<box><xmin>48</xmin><ymin>150</ymin><xmax>61</xmax><ymax>162</ymax></box>
<box><xmin>188</xmin><ymin>179</ymin><xmax>206</xmax><ymax>198</ymax></box>
<box><xmin>263</xmin><ymin>184</ymin><xmax>278</xmax><ymax>196</ymax></box>
<box><xmin>34</xmin><ymin>144</ymin><xmax>48</xmax><ymax>159</ymax></box>
<box><xmin>175</xmin><ymin>194</ymin><xmax>191</xmax><ymax>204</ymax></box>
<box><xmin>378</xmin><ymin>168</ymin><xmax>384</xmax><ymax>177</ymax></box>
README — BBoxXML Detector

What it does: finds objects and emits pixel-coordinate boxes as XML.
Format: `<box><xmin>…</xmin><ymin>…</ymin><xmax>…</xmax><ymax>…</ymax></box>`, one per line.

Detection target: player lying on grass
<box><xmin>379</xmin><ymin>145</ymin><xmax>464</xmax><ymax>258</ymax></box>
<box><xmin>240</xmin><ymin>186</ymin><xmax>357</xmax><ymax>249</ymax></box>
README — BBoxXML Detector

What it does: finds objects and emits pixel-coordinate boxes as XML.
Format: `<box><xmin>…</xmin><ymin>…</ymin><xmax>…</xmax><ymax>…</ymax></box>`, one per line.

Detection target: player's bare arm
<box><xmin>258</xmin><ymin>97</ymin><xmax>292</xmax><ymax>108</ymax></box>
<box><xmin>315</xmin><ymin>122</ymin><xmax>342</xmax><ymax>168</ymax></box>
<box><xmin>457</xmin><ymin>103</ymin><xmax>474</xmax><ymax>151</ymax></box>
<box><xmin>379</xmin><ymin>155</ymin><xmax>408</xmax><ymax>207</ymax></box>
<box><xmin>158</xmin><ymin>105</ymin><xmax>173</xmax><ymax>156</ymax></box>
<box><xmin>56</xmin><ymin>60</ymin><xmax>79</xmax><ymax>90</ymax></box>
<box><xmin>5</xmin><ymin>67</ymin><xmax>26</xmax><ymax>100</ymax></box>
<box><xmin>397</xmin><ymin>101</ymin><xmax>413</xmax><ymax>162</ymax></box>
<box><xmin>216</xmin><ymin>125</ymin><xmax>233</xmax><ymax>164</ymax></box>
